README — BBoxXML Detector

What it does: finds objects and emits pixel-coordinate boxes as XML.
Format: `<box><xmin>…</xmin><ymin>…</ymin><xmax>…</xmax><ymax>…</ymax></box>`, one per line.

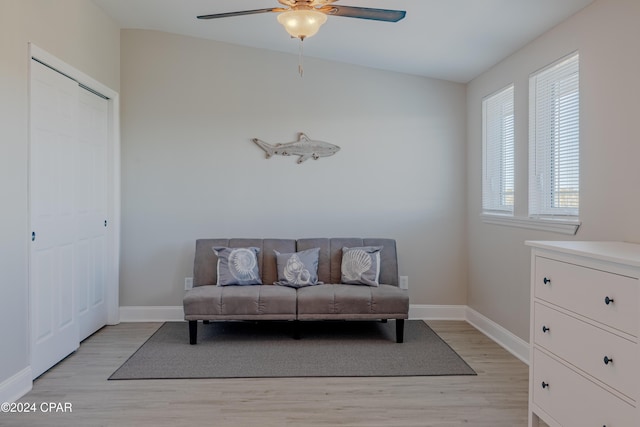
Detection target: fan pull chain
<box><xmin>298</xmin><ymin>38</ymin><xmax>304</xmax><ymax>77</ymax></box>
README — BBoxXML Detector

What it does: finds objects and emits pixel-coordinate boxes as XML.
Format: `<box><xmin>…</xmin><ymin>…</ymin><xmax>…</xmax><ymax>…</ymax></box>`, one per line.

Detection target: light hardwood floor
<box><xmin>2</xmin><ymin>321</ymin><xmax>538</xmax><ymax>427</ymax></box>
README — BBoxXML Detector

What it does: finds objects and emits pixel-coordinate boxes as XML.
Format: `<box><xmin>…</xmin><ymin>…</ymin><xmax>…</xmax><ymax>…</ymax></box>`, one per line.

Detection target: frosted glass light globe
<box><xmin>277</xmin><ymin>10</ymin><xmax>328</xmax><ymax>40</ymax></box>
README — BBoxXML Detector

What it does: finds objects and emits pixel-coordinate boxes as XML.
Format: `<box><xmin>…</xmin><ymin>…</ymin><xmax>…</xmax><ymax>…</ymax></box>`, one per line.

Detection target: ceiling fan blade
<box><xmin>197</xmin><ymin>8</ymin><xmax>281</xmax><ymax>20</ymax></box>
<box><xmin>325</xmin><ymin>6</ymin><xmax>406</xmax><ymax>22</ymax></box>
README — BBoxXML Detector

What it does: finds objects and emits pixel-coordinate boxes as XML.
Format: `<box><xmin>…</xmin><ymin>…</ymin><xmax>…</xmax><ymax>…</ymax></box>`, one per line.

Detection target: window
<box><xmin>482</xmin><ymin>85</ymin><xmax>514</xmax><ymax>214</ymax></box>
<box><xmin>529</xmin><ymin>53</ymin><xmax>579</xmax><ymax>218</ymax></box>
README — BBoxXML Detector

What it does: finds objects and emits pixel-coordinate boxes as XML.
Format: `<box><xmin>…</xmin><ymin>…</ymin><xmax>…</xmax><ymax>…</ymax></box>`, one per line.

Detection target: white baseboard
<box><xmin>119</xmin><ymin>306</ymin><xmax>184</xmax><ymax>322</ymax></box>
<box><xmin>117</xmin><ymin>304</ymin><xmax>530</xmax><ymax>365</ymax></box>
<box><xmin>409</xmin><ymin>305</ymin><xmax>529</xmax><ymax>365</ymax></box>
<box><xmin>0</xmin><ymin>367</ymin><xmax>32</xmax><ymax>403</ymax></box>
<box><xmin>465</xmin><ymin>307</ymin><xmax>529</xmax><ymax>365</ymax></box>
<box><xmin>409</xmin><ymin>304</ymin><xmax>466</xmax><ymax>320</ymax></box>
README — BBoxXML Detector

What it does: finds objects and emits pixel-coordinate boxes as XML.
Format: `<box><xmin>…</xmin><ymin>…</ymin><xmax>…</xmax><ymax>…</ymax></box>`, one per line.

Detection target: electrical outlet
<box><xmin>399</xmin><ymin>276</ymin><xmax>409</xmax><ymax>290</ymax></box>
<box><xmin>184</xmin><ymin>277</ymin><xmax>193</xmax><ymax>291</ymax></box>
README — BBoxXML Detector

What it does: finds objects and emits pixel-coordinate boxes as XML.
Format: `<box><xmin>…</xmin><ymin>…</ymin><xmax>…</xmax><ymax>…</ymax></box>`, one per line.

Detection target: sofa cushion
<box><xmin>214</xmin><ymin>246</ymin><xmax>262</xmax><ymax>286</ymax></box>
<box><xmin>274</xmin><ymin>247</ymin><xmax>321</xmax><ymax>288</ymax></box>
<box><xmin>341</xmin><ymin>246</ymin><xmax>382</xmax><ymax>286</ymax></box>
<box><xmin>296</xmin><ymin>284</ymin><xmax>409</xmax><ymax>320</ymax></box>
<box><xmin>183</xmin><ymin>285</ymin><xmax>297</xmax><ymax>320</ymax></box>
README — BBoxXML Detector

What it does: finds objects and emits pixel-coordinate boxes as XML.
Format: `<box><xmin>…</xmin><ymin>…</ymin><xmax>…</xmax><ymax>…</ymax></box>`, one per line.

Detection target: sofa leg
<box><xmin>189</xmin><ymin>320</ymin><xmax>197</xmax><ymax>345</ymax></box>
<box><xmin>293</xmin><ymin>320</ymin><xmax>301</xmax><ymax>340</ymax></box>
<box><xmin>396</xmin><ymin>319</ymin><xmax>404</xmax><ymax>343</ymax></box>
<box><xmin>203</xmin><ymin>320</ymin><xmax>210</xmax><ymax>324</ymax></box>
<box><xmin>381</xmin><ymin>319</ymin><xmax>388</xmax><ymax>323</ymax></box>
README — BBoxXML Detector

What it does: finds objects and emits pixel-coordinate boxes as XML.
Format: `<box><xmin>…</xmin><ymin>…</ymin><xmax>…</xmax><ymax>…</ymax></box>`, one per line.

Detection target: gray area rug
<box><xmin>109</xmin><ymin>320</ymin><xmax>476</xmax><ymax>379</ymax></box>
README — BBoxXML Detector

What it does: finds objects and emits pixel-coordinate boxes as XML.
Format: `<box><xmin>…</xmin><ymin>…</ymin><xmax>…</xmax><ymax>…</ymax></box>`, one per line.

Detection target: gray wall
<box><xmin>119</xmin><ymin>30</ymin><xmax>468</xmax><ymax>307</ymax></box>
<box><xmin>0</xmin><ymin>0</ymin><xmax>119</xmax><ymax>391</ymax></box>
<box><xmin>466</xmin><ymin>0</ymin><xmax>640</xmax><ymax>341</ymax></box>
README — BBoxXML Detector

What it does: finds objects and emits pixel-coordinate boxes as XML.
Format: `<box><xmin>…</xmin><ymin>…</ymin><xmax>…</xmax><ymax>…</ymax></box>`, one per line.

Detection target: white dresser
<box><xmin>526</xmin><ymin>241</ymin><xmax>640</xmax><ymax>427</ymax></box>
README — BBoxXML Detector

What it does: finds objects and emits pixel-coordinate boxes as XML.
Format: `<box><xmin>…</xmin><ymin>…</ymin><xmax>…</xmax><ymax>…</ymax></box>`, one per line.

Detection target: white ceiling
<box><xmin>92</xmin><ymin>0</ymin><xmax>594</xmax><ymax>83</ymax></box>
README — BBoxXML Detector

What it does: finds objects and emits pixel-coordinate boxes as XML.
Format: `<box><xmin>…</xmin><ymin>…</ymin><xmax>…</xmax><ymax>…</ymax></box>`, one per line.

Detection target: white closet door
<box><xmin>30</xmin><ymin>60</ymin><xmax>80</xmax><ymax>379</ymax></box>
<box><xmin>76</xmin><ymin>88</ymin><xmax>108</xmax><ymax>341</ymax></box>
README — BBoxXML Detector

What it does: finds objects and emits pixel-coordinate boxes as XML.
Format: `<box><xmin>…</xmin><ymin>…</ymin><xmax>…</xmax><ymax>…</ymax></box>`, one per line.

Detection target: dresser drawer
<box><xmin>535</xmin><ymin>256</ymin><xmax>638</xmax><ymax>336</ymax></box>
<box><xmin>534</xmin><ymin>303</ymin><xmax>637</xmax><ymax>401</ymax></box>
<box><xmin>532</xmin><ymin>349</ymin><xmax>635</xmax><ymax>427</ymax></box>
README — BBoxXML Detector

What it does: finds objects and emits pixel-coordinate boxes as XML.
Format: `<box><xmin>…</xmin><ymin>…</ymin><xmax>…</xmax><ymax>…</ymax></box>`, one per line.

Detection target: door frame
<box><xmin>28</xmin><ymin>44</ymin><xmax>120</xmax><ymax>329</ymax></box>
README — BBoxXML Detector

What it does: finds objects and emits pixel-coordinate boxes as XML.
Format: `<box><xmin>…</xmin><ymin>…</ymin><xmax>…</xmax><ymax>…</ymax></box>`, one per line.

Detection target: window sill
<box><xmin>481</xmin><ymin>214</ymin><xmax>581</xmax><ymax>235</ymax></box>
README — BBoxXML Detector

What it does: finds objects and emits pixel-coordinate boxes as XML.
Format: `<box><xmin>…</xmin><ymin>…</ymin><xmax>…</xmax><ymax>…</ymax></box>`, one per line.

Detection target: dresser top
<box><xmin>525</xmin><ymin>241</ymin><xmax>640</xmax><ymax>267</ymax></box>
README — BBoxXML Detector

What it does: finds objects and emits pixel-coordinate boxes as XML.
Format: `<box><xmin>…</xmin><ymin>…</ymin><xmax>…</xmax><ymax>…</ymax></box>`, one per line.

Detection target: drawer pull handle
<box><xmin>542</xmin><ymin>325</ymin><xmax>550</xmax><ymax>333</ymax></box>
<box><xmin>543</xmin><ymin>277</ymin><xmax>551</xmax><ymax>285</ymax></box>
<box><xmin>541</xmin><ymin>381</ymin><xmax>549</xmax><ymax>389</ymax></box>
<box><xmin>603</xmin><ymin>356</ymin><xmax>613</xmax><ymax>365</ymax></box>
<box><xmin>604</xmin><ymin>296</ymin><xmax>614</xmax><ymax>305</ymax></box>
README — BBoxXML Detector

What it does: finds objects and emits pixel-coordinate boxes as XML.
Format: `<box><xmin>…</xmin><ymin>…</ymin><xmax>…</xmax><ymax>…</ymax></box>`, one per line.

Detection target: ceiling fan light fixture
<box><xmin>277</xmin><ymin>9</ymin><xmax>327</xmax><ymax>40</ymax></box>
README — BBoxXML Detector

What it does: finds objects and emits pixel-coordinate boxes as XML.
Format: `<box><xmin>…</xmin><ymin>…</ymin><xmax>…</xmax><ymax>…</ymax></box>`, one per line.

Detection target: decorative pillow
<box><xmin>341</xmin><ymin>246</ymin><xmax>383</xmax><ymax>287</ymax></box>
<box><xmin>274</xmin><ymin>247</ymin><xmax>321</xmax><ymax>288</ymax></box>
<box><xmin>213</xmin><ymin>246</ymin><xmax>262</xmax><ymax>286</ymax></box>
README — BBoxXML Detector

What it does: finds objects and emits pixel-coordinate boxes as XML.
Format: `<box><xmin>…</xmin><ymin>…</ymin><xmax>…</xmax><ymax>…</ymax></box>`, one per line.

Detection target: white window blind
<box><xmin>482</xmin><ymin>85</ymin><xmax>514</xmax><ymax>214</ymax></box>
<box><xmin>529</xmin><ymin>53</ymin><xmax>579</xmax><ymax>218</ymax></box>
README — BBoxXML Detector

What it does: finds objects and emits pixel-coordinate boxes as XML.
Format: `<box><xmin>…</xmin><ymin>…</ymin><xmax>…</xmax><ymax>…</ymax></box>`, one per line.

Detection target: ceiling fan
<box><xmin>197</xmin><ymin>0</ymin><xmax>406</xmax><ymax>40</ymax></box>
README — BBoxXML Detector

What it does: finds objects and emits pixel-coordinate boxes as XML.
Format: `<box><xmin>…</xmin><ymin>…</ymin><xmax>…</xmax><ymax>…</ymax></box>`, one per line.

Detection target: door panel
<box><xmin>93</xmin><ymin>236</ymin><xmax>105</xmax><ymax>307</ymax></box>
<box><xmin>30</xmin><ymin>60</ymin><xmax>80</xmax><ymax>379</ymax></box>
<box><xmin>76</xmin><ymin>88</ymin><xmax>108</xmax><ymax>341</ymax></box>
<box><xmin>76</xmin><ymin>240</ymin><xmax>90</xmax><ymax>316</ymax></box>
<box><xmin>33</xmin><ymin>250</ymin><xmax>54</xmax><ymax>343</ymax></box>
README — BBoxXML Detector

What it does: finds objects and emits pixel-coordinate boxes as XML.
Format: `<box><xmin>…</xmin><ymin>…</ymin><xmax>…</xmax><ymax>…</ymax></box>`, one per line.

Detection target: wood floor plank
<box><xmin>1</xmin><ymin>321</ymin><xmax>538</xmax><ymax>427</ymax></box>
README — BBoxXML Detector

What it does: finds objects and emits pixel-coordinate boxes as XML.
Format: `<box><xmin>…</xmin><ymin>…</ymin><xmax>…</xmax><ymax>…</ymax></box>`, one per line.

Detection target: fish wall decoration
<box><xmin>252</xmin><ymin>133</ymin><xmax>340</xmax><ymax>164</ymax></box>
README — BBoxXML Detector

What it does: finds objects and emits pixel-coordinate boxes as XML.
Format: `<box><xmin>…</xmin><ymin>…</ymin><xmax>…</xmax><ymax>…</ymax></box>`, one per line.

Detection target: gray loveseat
<box><xmin>183</xmin><ymin>238</ymin><xmax>409</xmax><ymax>344</ymax></box>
